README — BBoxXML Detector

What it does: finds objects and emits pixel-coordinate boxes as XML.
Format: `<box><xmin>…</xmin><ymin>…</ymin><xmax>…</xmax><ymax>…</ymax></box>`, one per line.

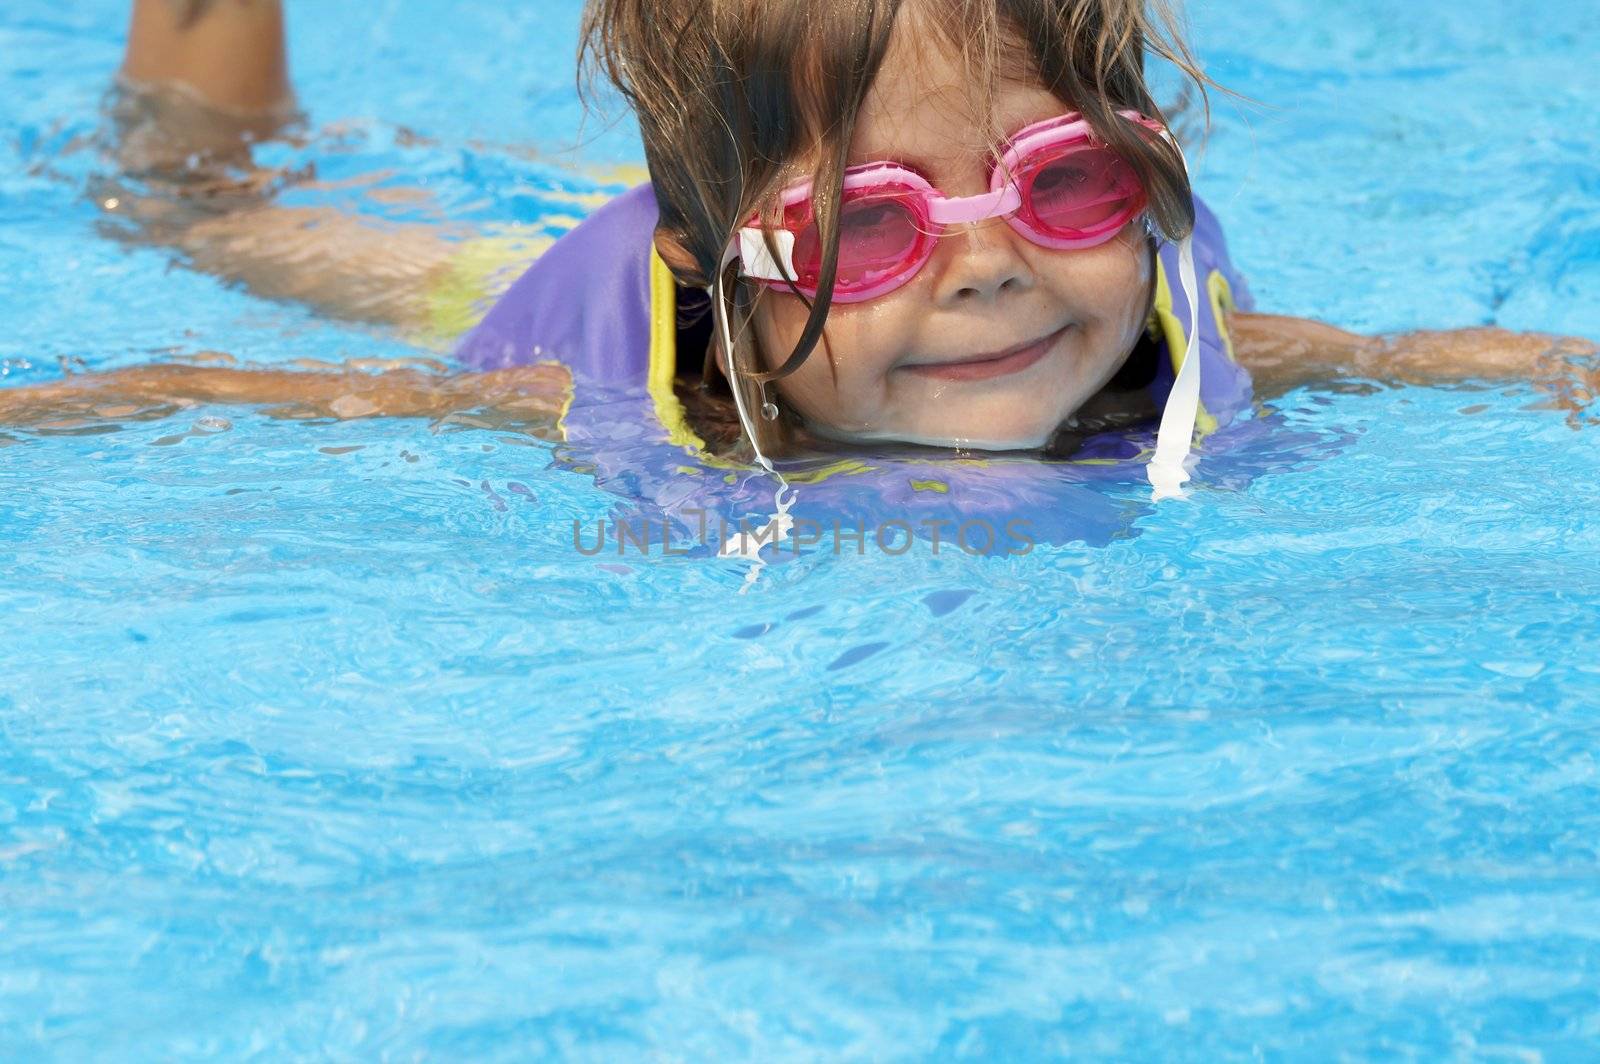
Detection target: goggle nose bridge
<box><xmin>923</xmin><ymin>184</ymin><xmax>1024</xmax><ymax>226</ymax></box>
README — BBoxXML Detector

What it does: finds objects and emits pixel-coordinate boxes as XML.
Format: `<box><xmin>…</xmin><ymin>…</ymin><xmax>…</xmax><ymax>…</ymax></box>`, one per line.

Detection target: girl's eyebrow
<box><xmin>845</xmin><ymin>101</ymin><xmax>1048</xmax><ymax>172</ymax></box>
<box><xmin>846</xmin><ymin>144</ymin><xmax>925</xmax><ymax>168</ymax></box>
<box><xmin>847</xmin><ymin>125</ymin><xmax>996</xmax><ymax>169</ymax></box>
<box><xmin>845</xmin><ymin>135</ymin><xmax>1003</xmax><ymax>175</ymax></box>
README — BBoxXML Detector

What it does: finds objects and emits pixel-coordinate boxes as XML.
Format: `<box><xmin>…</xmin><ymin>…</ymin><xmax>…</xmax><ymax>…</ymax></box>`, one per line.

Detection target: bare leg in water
<box><xmin>7</xmin><ymin>0</ymin><xmax>572</xmax><ymax>436</ymax></box>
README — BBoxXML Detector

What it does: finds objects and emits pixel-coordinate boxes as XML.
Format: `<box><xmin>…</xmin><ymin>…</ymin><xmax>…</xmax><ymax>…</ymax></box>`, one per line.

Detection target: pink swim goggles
<box><xmin>736</xmin><ymin>110</ymin><xmax>1163</xmax><ymax>304</ymax></box>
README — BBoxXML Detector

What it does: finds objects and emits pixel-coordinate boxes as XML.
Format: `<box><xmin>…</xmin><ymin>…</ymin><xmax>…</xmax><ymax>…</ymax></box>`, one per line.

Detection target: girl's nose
<box><xmin>930</xmin><ymin>221</ymin><xmax>1035</xmax><ymax>304</ymax></box>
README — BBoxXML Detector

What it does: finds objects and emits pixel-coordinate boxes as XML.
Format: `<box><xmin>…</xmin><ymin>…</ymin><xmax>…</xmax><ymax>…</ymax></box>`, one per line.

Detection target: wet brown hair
<box><xmin>580</xmin><ymin>0</ymin><xmax>1212</xmax><ymax>456</ymax></box>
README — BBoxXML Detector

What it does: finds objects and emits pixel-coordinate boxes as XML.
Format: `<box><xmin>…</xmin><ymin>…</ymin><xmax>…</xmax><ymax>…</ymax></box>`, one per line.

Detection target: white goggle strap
<box><xmin>1147</xmin><ymin>134</ymin><xmax>1203</xmax><ymax>501</ymax></box>
<box><xmin>735</xmin><ymin>227</ymin><xmax>798</xmax><ymax>284</ymax></box>
<box><xmin>1147</xmin><ymin>230</ymin><xmax>1202</xmax><ymax>500</ymax></box>
<box><xmin>712</xmin><ymin>241</ymin><xmax>777</xmax><ymax>476</ymax></box>
<box><xmin>710</xmin><ymin>243</ymin><xmax>797</xmax><ymax>574</ymax></box>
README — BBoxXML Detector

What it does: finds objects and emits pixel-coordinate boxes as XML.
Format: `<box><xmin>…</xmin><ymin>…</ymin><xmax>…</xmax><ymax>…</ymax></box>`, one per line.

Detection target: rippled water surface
<box><xmin>3</xmin><ymin>0</ymin><xmax>1599</xmax><ymax>1058</ymax></box>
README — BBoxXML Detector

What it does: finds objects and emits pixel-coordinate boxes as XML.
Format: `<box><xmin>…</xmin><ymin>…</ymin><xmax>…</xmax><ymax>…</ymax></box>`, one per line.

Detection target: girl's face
<box><xmin>749</xmin><ymin>27</ymin><xmax>1155</xmax><ymax>451</ymax></box>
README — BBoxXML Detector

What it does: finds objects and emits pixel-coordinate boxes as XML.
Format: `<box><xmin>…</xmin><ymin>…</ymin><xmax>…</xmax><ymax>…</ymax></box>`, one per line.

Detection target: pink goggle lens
<box><xmin>791</xmin><ymin>188</ymin><xmax>931</xmax><ymax>297</ymax></box>
<box><xmin>1019</xmin><ymin>145</ymin><xmax>1145</xmax><ymax>239</ymax></box>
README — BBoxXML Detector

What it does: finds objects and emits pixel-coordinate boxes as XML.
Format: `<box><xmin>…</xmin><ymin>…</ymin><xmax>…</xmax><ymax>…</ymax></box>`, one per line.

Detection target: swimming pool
<box><xmin>3</xmin><ymin>0</ymin><xmax>1599</xmax><ymax>1057</ymax></box>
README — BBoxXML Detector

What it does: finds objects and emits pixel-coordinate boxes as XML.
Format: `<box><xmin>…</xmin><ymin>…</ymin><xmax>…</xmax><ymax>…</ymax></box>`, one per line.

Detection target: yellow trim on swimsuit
<box><xmin>646</xmin><ymin>249</ymin><xmax>708</xmax><ymax>454</ymax></box>
<box><xmin>1208</xmin><ymin>269</ymin><xmax>1240</xmax><ymax>365</ymax></box>
<box><xmin>425</xmin><ymin>227</ymin><xmax>555</xmax><ymax>341</ymax></box>
<box><xmin>422</xmin><ymin>164</ymin><xmax>653</xmax><ymax>342</ymax></box>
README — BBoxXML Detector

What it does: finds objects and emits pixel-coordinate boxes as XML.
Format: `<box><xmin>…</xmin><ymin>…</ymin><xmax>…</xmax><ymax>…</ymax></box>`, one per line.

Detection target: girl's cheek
<box><xmin>751</xmin><ymin>303</ymin><xmax>853</xmax><ymax>427</ymax></box>
<box><xmin>751</xmin><ymin>295</ymin><xmax>809</xmax><ymax>373</ymax></box>
<box><xmin>833</xmin><ymin>293</ymin><xmax>923</xmax><ymax>367</ymax></box>
<box><xmin>1045</xmin><ymin>236</ymin><xmax>1152</xmax><ymax>356</ymax></box>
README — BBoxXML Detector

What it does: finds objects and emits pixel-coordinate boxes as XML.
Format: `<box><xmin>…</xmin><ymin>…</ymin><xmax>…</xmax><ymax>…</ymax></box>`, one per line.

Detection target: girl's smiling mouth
<box><xmin>898</xmin><ymin>324</ymin><xmax>1072</xmax><ymax>382</ymax></box>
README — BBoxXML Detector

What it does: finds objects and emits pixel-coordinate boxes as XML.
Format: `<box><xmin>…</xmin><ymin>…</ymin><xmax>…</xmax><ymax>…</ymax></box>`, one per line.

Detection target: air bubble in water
<box><xmin>195</xmin><ymin>416</ymin><xmax>232</xmax><ymax>434</ymax></box>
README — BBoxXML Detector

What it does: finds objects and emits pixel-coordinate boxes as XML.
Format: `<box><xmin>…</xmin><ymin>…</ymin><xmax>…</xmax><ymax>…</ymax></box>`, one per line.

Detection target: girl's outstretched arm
<box><xmin>1233</xmin><ymin>313</ymin><xmax>1599</xmax><ymax>421</ymax></box>
<box><xmin>0</xmin><ymin>359</ymin><xmax>574</xmax><ymax>439</ymax></box>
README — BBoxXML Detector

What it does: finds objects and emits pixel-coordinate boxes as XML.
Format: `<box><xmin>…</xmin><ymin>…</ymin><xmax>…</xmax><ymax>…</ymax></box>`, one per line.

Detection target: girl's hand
<box><xmin>1522</xmin><ymin>334</ymin><xmax>1600</xmax><ymax>427</ymax></box>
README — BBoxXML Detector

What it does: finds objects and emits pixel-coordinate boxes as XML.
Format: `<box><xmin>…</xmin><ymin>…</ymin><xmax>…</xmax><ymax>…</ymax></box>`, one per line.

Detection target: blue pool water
<box><xmin>4</xmin><ymin>0</ymin><xmax>1600</xmax><ymax>1058</ymax></box>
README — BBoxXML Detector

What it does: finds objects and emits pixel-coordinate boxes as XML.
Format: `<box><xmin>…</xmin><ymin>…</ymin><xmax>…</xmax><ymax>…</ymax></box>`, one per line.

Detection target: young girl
<box><xmin>6</xmin><ymin>0</ymin><xmax>1594</xmax><ymax>514</ymax></box>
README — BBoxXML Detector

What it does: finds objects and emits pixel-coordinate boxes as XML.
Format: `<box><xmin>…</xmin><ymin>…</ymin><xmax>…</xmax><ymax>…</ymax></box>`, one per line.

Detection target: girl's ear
<box><xmin>652</xmin><ymin>226</ymin><xmax>708</xmax><ymax>288</ymax></box>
